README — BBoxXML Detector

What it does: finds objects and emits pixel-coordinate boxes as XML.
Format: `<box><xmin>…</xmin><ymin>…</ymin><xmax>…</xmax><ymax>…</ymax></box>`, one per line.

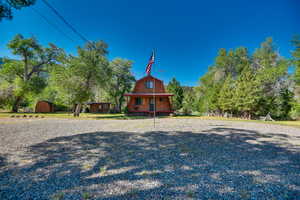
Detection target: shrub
<box><xmin>290</xmin><ymin>103</ymin><xmax>300</xmax><ymax>120</ymax></box>
<box><xmin>123</xmin><ymin>106</ymin><xmax>129</xmax><ymax>115</ymax></box>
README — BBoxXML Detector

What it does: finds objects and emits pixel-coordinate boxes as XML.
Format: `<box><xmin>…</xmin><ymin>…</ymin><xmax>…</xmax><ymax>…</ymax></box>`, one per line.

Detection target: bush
<box><xmin>177</xmin><ymin>107</ymin><xmax>192</xmax><ymax>116</ymax></box>
<box><xmin>290</xmin><ymin>103</ymin><xmax>300</xmax><ymax>120</ymax></box>
<box><xmin>123</xmin><ymin>106</ymin><xmax>129</xmax><ymax>115</ymax></box>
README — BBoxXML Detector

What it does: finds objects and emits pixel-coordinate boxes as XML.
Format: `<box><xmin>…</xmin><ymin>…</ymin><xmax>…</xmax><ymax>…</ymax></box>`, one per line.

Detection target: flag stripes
<box><xmin>146</xmin><ymin>51</ymin><xmax>155</xmax><ymax>75</ymax></box>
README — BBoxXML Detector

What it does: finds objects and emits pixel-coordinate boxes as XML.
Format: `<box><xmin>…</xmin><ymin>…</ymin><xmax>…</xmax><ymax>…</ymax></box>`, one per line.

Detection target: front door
<box><xmin>149</xmin><ymin>98</ymin><xmax>155</xmax><ymax>111</ymax></box>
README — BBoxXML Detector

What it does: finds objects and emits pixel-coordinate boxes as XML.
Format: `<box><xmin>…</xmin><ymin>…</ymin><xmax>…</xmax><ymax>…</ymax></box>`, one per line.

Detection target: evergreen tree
<box><xmin>274</xmin><ymin>88</ymin><xmax>294</xmax><ymax>119</ymax></box>
<box><xmin>181</xmin><ymin>86</ymin><xmax>197</xmax><ymax>115</ymax></box>
<box><xmin>167</xmin><ymin>78</ymin><xmax>184</xmax><ymax>111</ymax></box>
<box><xmin>233</xmin><ymin>66</ymin><xmax>261</xmax><ymax>119</ymax></box>
<box><xmin>290</xmin><ymin>36</ymin><xmax>300</xmax><ymax>118</ymax></box>
<box><xmin>252</xmin><ymin>37</ymin><xmax>289</xmax><ymax>116</ymax></box>
<box><xmin>218</xmin><ymin>75</ymin><xmax>234</xmax><ymax>113</ymax></box>
<box><xmin>292</xmin><ymin>36</ymin><xmax>300</xmax><ymax>86</ymax></box>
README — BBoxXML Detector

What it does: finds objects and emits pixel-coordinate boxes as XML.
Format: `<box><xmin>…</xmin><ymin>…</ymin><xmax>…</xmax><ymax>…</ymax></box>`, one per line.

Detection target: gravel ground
<box><xmin>0</xmin><ymin>118</ymin><xmax>299</xmax><ymax>200</ymax></box>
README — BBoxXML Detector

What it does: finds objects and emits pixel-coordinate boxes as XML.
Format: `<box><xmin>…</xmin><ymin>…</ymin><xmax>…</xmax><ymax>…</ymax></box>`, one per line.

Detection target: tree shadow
<box><xmin>0</xmin><ymin>128</ymin><xmax>299</xmax><ymax>199</ymax></box>
<box><xmin>0</xmin><ymin>155</ymin><xmax>7</xmax><ymax>168</ymax></box>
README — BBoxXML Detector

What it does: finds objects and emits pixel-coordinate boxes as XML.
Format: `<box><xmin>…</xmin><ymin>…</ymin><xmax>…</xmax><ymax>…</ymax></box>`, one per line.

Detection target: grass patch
<box><xmin>0</xmin><ymin>112</ymin><xmax>148</xmax><ymax>120</ymax></box>
<box><xmin>51</xmin><ymin>192</ymin><xmax>64</xmax><ymax>200</ymax></box>
<box><xmin>99</xmin><ymin>166</ymin><xmax>107</xmax><ymax>176</ymax></box>
<box><xmin>186</xmin><ymin>190</ymin><xmax>196</xmax><ymax>198</ymax></box>
<box><xmin>82</xmin><ymin>192</ymin><xmax>92</xmax><ymax>200</ymax></box>
<box><xmin>1</xmin><ymin>111</ymin><xmax>300</xmax><ymax>128</ymax></box>
<box><xmin>82</xmin><ymin>163</ymin><xmax>93</xmax><ymax>170</ymax></box>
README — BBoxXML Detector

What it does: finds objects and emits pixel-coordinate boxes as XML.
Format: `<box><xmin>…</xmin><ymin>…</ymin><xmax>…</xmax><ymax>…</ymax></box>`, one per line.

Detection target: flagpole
<box><xmin>153</xmin><ymin>50</ymin><xmax>156</xmax><ymax>128</ymax></box>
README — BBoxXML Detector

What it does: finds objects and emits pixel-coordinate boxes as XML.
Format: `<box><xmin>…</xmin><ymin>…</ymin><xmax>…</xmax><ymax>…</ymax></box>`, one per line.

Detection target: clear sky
<box><xmin>1</xmin><ymin>0</ymin><xmax>300</xmax><ymax>86</ymax></box>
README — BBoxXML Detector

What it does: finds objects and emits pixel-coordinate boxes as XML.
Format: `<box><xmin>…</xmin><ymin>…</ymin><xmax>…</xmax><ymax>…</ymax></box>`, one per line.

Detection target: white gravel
<box><xmin>0</xmin><ymin>118</ymin><xmax>299</xmax><ymax>199</ymax></box>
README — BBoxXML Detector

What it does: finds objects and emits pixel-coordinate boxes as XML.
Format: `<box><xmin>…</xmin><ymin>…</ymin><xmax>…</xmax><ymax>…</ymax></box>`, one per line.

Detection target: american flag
<box><xmin>146</xmin><ymin>51</ymin><xmax>155</xmax><ymax>75</ymax></box>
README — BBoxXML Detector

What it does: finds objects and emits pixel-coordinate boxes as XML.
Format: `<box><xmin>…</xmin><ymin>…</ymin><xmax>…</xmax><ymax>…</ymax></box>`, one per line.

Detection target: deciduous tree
<box><xmin>105</xmin><ymin>58</ymin><xmax>135</xmax><ymax>112</ymax></box>
<box><xmin>0</xmin><ymin>34</ymin><xmax>61</xmax><ymax>112</ymax></box>
<box><xmin>52</xmin><ymin>41</ymin><xmax>109</xmax><ymax>116</ymax></box>
<box><xmin>0</xmin><ymin>0</ymin><xmax>35</xmax><ymax>21</ymax></box>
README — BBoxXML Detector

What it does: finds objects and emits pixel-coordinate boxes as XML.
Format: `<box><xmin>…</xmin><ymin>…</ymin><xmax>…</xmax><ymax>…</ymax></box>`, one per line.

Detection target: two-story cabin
<box><xmin>124</xmin><ymin>75</ymin><xmax>173</xmax><ymax>115</ymax></box>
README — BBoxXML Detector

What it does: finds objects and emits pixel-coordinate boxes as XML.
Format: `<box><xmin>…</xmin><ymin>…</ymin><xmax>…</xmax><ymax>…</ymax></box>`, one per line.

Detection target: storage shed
<box><xmin>35</xmin><ymin>101</ymin><xmax>55</xmax><ymax>113</ymax></box>
<box><xmin>87</xmin><ymin>102</ymin><xmax>111</xmax><ymax>113</ymax></box>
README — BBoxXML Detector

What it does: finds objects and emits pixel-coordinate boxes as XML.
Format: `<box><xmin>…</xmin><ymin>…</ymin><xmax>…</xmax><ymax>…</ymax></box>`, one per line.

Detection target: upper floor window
<box><xmin>145</xmin><ymin>80</ymin><xmax>154</xmax><ymax>89</ymax></box>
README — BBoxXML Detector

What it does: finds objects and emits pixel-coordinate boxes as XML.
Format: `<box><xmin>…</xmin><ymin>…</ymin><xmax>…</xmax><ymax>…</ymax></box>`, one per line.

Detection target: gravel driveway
<box><xmin>0</xmin><ymin>118</ymin><xmax>299</xmax><ymax>199</ymax></box>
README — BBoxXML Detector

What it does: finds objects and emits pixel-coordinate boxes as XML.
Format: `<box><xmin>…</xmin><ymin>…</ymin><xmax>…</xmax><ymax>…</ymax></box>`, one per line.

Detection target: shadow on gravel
<box><xmin>0</xmin><ymin>128</ymin><xmax>300</xmax><ymax>199</ymax></box>
<box><xmin>0</xmin><ymin>155</ymin><xmax>6</xmax><ymax>168</ymax></box>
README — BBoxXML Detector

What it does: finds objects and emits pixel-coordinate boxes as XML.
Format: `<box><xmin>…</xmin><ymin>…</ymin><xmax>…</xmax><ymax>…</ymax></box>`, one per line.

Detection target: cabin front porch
<box><xmin>124</xmin><ymin>95</ymin><xmax>173</xmax><ymax>116</ymax></box>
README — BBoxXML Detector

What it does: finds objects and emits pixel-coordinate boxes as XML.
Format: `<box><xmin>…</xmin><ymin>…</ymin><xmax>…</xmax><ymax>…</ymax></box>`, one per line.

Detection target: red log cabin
<box><xmin>124</xmin><ymin>75</ymin><xmax>173</xmax><ymax>115</ymax></box>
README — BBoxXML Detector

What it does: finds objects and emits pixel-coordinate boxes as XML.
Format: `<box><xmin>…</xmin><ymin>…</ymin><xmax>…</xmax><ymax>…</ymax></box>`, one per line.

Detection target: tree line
<box><xmin>167</xmin><ymin>37</ymin><xmax>300</xmax><ymax>120</ymax></box>
<box><xmin>0</xmin><ymin>34</ymin><xmax>135</xmax><ymax>116</ymax></box>
<box><xmin>1</xmin><ymin>35</ymin><xmax>300</xmax><ymax>120</ymax></box>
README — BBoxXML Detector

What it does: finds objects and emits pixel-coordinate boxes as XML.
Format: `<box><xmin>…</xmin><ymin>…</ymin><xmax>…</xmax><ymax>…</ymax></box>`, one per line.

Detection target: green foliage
<box><xmin>105</xmin><ymin>58</ymin><xmax>135</xmax><ymax>112</ymax></box>
<box><xmin>51</xmin><ymin>41</ymin><xmax>110</xmax><ymax>116</ymax></box>
<box><xmin>0</xmin><ymin>34</ymin><xmax>61</xmax><ymax>112</ymax></box>
<box><xmin>290</xmin><ymin>102</ymin><xmax>300</xmax><ymax>120</ymax></box>
<box><xmin>218</xmin><ymin>75</ymin><xmax>234</xmax><ymax>112</ymax></box>
<box><xmin>197</xmin><ymin>37</ymin><xmax>292</xmax><ymax>119</ymax></box>
<box><xmin>233</xmin><ymin>66</ymin><xmax>261</xmax><ymax>118</ymax></box>
<box><xmin>181</xmin><ymin>86</ymin><xmax>197</xmax><ymax>115</ymax></box>
<box><xmin>167</xmin><ymin>77</ymin><xmax>184</xmax><ymax>111</ymax></box>
<box><xmin>0</xmin><ymin>80</ymin><xmax>14</xmax><ymax>108</ymax></box>
<box><xmin>123</xmin><ymin>106</ymin><xmax>129</xmax><ymax>114</ymax></box>
<box><xmin>273</xmin><ymin>88</ymin><xmax>294</xmax><ymax>120</ymax></box>
<box><xmin>0</xmin><ymin>0</ymin><xmax>35</xmax><ymax>21</ymax></box>
<box><xmin>292</xmin><ymin>36</ymin><xmax>300</xmax><ymax>86</ymax></box>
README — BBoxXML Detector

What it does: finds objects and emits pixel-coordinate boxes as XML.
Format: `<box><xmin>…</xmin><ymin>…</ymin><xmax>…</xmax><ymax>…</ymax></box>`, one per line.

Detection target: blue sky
<box><xmin>1</xmin><ymin>0</ymin><xmax>300</xmax><ymax>86</ymax></box>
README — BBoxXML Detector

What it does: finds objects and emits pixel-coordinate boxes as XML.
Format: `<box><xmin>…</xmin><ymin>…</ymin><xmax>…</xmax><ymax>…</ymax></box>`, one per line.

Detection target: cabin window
<box><xmin>145</xmin><ymin>80</ymin><xmax>154</xmax><ymax>89</ymax></box>
<box><xmin>159</xmin><ymin>97</ymin><xmax>164</xmax><ymax>102</ymax></box>
<box><xmin>135</xmin><ymin>97</ymin><xmax>142</xmax><ymax>105</ymax></box>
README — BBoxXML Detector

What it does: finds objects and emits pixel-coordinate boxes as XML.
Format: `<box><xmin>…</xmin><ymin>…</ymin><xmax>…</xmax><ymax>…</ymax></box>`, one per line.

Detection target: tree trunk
<box><xmin>118</xmin><ymin>96</ymin><xmax>124</xmax><ymax>113</ymax></box>
<box><xmin>24</xmin><ymin>55</ymin><xmax>29</xmax><ymax>81</ymax></box>
<box><xmin>73</xmin><ymin>103</ymin><xmax>82</xmax><ymax>117</ymax></box>
<box><xmin>12</xmin><ymin>96</ymin><xmax>21</xmax><ymax>113</ymax></box>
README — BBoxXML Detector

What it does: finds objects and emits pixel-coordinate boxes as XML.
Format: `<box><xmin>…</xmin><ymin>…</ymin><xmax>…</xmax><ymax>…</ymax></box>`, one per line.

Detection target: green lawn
<box><xmin>0</xmin><ymin>112</ymin><xmax>300</xmax><ymax>128</ymax></box>
<box><xmin>0</xmin><ymin>112</ymin><xmax>136</xmax><ymax>120</ymax></box>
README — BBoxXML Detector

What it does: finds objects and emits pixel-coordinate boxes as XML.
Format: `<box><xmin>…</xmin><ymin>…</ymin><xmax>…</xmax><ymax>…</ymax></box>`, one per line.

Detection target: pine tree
<box><xmin>274</xmin><ymin>88</ymin><xmax>294</xmax><ymax>119</ymax></box>
<box><xmin>167</xmin><ymin>78</ymin><xmax>184</xmax><ymax>111</ymax></box>
<box><xmin>233</xmin><ymin>66</ymin><xmax>261</xmax><ymax>119</ymax></box>
<box><xmin>218</xmin><ymin>75</ymin><xmax>234</xmax><ymax>114</ymax></box>
<box><xmin>292</xmin><ymin>36</ymin><xmax>300</xmax><ymax>86</ymax></box>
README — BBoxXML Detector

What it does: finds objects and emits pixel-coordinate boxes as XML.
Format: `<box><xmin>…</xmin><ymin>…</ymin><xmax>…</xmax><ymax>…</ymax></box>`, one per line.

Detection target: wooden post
<box><xmin>153</xmin><ymin>77</ymin><xmax>156</xmax><ymax>128</ymax></box>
